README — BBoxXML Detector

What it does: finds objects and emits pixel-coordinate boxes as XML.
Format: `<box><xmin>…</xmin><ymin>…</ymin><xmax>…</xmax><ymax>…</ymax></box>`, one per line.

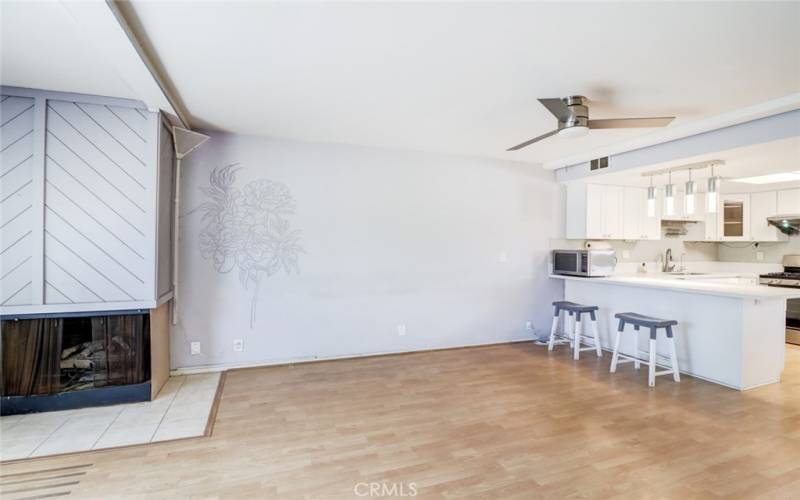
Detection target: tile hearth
<box><xmin>0</xmin><ymin>372</ymin><xmax>220</xmax><ymax>461</ymax></box>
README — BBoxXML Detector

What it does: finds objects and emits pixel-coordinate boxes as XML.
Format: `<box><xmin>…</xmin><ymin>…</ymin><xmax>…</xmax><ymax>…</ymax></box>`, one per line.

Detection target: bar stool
<box><xmin>610</xmin><ymin>312</ymin><xmax>680</xmax><ymax>387</ymax></box>
<box><xmin>548</xmin><ymin>301</ymin><xmax>603</xmax><ymax>360</ymax></box>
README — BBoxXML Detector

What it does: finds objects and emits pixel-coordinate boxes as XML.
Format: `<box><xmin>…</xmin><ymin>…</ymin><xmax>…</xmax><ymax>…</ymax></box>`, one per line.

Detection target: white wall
<box><xmin>172</xmin><ymin>133</ymin><xmax>563</xmax><ymax>370</ymax></box>
<box><xmin>718</xmin><ymin>236</ymin><xmax>800</xmax><ymax>264</ymax></box>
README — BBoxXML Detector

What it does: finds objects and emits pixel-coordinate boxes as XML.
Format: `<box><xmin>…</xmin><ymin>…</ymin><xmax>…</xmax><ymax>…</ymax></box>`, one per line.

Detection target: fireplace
<box><xmin>1</xmin><ymin>311</ymin><xmax>154</xmax><ymax>415</ymax></box>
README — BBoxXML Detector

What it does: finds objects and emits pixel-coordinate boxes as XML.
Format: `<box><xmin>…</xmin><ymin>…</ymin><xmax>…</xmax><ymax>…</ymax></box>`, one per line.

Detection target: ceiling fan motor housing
<box><xmin>560</xmin><ymin>95</ymin><xmax>589</xmax><ymax>129</ymax></box>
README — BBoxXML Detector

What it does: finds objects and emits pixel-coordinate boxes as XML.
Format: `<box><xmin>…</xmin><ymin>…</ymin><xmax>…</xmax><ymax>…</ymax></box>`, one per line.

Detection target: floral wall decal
<box><xmin>197</xmin><ymin>164</ymin><xmax>303</xmax><ymax>327</ymax></box>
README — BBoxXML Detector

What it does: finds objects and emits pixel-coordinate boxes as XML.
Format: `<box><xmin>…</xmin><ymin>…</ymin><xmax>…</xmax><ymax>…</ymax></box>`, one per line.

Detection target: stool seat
<box><xmin>614</xmin><ymin>312</ymin><xmax>677</xmax><ymax>328</ymax></box>
<box><xmin>553</xmin><ymin>301</ymin><xmax>599</xmax><ymax>314</ymax></box>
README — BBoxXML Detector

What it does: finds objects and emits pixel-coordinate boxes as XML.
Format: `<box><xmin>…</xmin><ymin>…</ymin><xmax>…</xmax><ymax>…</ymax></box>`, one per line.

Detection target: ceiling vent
<box><xmin>590</xmin><ymin>156</ymin><xmax>609</xmax><ymax>171</ymax></box>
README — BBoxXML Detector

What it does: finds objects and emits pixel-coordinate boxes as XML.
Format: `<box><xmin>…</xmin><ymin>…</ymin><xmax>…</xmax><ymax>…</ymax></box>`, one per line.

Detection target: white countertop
<box><xmin>550</xmin><ymin>273</ymin><xmax>800</xmax><ymax>299</ymax></box>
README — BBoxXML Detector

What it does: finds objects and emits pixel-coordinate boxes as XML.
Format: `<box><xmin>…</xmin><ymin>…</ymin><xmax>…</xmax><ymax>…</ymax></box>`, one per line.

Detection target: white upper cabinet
<box><xmin>777</xmin><ymin>188</ymin><xmax>800</xmax><ymax>214</ymax></box>
<box><xmin>663</xmin><ymin>190</ymin><xmax>705</xmax><ymax>222</ymax></box>
<box><xmin>718</xmin><ymin>193</ymin><xmax>751</xmax><ymax>241</ymax></box>
<box><xmin>750</xmin><ymin>191</ymin><xmax>788</xmax><ymax>242</ymax></box>
<box><xmin>567</xmin><ymin>183</ymin><xmax>658</xmax><ymax>240</ymax></box>
<box><xmin>623</xmin><ymin>187</ymin><xmax>661</xmax><ymax>240</ymax></box>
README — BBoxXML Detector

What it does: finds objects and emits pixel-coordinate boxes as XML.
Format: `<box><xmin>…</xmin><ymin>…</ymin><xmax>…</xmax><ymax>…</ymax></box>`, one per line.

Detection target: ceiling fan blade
<box><xmin>537</xmin><ymin>98</ymin><xmax>571</xmax><ymax>121</ymax></box>
<box><xmin>587</xmin><ymin>117</ymin><xmax>675</xmax><ymax>129</ymax></box>
<box><xmin>506</xmin><ymin>129</ymin><xmax>559</xmax><ymax>151</ymax></box>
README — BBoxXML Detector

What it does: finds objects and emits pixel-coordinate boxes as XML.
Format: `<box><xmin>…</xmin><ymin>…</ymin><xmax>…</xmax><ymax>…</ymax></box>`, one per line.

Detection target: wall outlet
<box><xmin>622</xmin><ymin>250</ymin><xmax>631</xmax><ymax>259</ymax></box>
<box><xmin>397</xmin><ymin>324</ymin><xmax>406</xmax><ymax>336</ymax></box>
<box><xmin>190</xmin><ymin>342</ymin><xmax>201</xmax><ymax>355</ymax></box>
<box><xmin>498</xmin><ymin>251</ymin><xmax>508</xmax><ymax>263</ymax></box>
<box><xmin>525</xmin><ymin>321</ymin><xmax>533</xmax><ymax>331</ymax></box>
<box><xmin>233</xmin><ymin>339</ymin><xmax>244</xmax><ymax>352</ymax></box>
<box><xmin>756</xmin><ymin>251</ymin><xmax>765</xmax><ymax>261</ymax></box>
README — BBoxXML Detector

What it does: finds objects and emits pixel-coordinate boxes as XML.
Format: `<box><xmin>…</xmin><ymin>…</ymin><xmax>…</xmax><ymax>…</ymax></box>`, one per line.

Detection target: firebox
<box><xmin>1</xmin><ymin>311</ymin><xmax>152</xmax><ymax>415</ymax></box>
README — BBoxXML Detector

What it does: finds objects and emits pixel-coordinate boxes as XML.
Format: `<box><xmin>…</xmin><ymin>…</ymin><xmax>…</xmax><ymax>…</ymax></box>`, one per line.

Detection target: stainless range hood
<box><xmin>767</xmin><ymin>215</ymin><xmax>800</xmax><ymax>235</ymax></box>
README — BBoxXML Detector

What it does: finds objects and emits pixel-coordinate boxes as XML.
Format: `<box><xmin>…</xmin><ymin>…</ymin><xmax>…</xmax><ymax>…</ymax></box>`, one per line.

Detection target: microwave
<box><xmin>552</xmin><ymin>249</ymin><xmax>616</xmax><ymax>277</ymax></box>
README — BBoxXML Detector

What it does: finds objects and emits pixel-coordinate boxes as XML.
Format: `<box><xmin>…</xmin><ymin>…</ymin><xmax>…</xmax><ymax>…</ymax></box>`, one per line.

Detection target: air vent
<box><xmin>590</xmin><ymin>157</ymin><xmax>609</xmax><ymax>171</ymax></box>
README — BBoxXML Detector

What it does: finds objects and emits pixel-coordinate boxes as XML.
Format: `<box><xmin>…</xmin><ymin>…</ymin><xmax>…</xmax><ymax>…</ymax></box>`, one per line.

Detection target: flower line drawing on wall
<box><xmin>197</xmin><ymin>164</ymin><xmax>303</xmax><ymax>328</ymax></box>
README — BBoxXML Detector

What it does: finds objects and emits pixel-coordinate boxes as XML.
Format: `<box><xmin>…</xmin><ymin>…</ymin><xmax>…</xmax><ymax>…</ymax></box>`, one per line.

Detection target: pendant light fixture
<box><xmin>706</xmin><ymin>164</ymin><xmax>719</xmax><ymax>213</ymax></box>
<box><xmin>647</xmin><ymin>175</ymin><xmax>656</xmax><ymax>218</ymax></box>
<box><xmin>685</xmin><ymin>169</ymin><xmax>696</xmax><ymax>215</ymax></box>
<box><xmin>664</xmin><ymin>171</ymin><xmax>675</xmax><ymax>216</ymax></box>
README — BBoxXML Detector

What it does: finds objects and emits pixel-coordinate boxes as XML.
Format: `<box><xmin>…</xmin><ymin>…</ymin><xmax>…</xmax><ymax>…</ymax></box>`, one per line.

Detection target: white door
<box><xmin>623</xmin><ymin>187</ymin><xmax>643</xmax><ymax>239</ymax></box>
<box><xmin>643</xmin><ymin>189</ymin><xmax>662</xmax><ymax>240</ymax></box>
<box><xmin>604</xmin><ymin>185</ymin><xmax>624</xmax><ymax>239</ymax></box>
<box><xmin>585</xmin><ymin>184</ymin><xmax>605</xmax><ymax>239</ymax></box>
<box><xmin>750</xmin><ymin>191</ymin><xmax>786</xmax><ymax>241</ymax></box>
<box><xmin>777</xmin><ymin>189</ymin><xmax>800</xmax><ymax>214</ymax></box>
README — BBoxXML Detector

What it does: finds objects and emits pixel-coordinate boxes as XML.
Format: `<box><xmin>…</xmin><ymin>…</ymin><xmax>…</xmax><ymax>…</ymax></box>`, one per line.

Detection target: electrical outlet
<box><xmin>525</xmin><ymin>321</ymin><xmax>533</xmax><ymax>331</ymax></box>
<box><xmin>498</xmin><ymin>251</ymin><xmax>508</xmax><ymax>263</ymax></box>
<box><xmin>190</xmin><ymin>342</ymin><xmax>201</xmax><ymax>355</ymax></box>
<box><xmin>756</xmin><ymin>251</ymin><xmax>765</xmax><ymax>261</ymax></box>
<box><xmin>397</xmin><ymin>324</ymin><xmax>406</xmax><ymax>336</ymax></box>
<box><xmin>622</xmin><ymin>250</ymin><xmax>631</xmax><ymax>259</ymax></box>
<box><xmin>233</xmin><ymin>339</ymin><xmax>244</xmax><ymax>352</ymax></box>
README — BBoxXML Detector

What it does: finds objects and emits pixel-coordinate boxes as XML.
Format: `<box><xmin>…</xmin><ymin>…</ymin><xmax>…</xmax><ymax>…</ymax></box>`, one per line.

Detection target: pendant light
<box><xmin>664</xmin><ymin>171</ymin><xmax>675</xmax><ymax>216</ymax></box>
<box><xmin>706</xmin><ymin>164</ymin><xmax>719</xmax><ymax>213</ymax></box>
<box><xmin>685</xmin><ymin>169</ymin><xmax>696</xmax><ymax>215</ymax></box>
<box><xmin>646</xmin><ymin>175</ymin><xmax>656</xmax><ymax>217</ymax></box>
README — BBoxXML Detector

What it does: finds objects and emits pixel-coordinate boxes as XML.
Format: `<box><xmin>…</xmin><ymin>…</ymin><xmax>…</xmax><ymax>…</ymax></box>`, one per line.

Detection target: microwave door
<box><xmin>554</xmin><ymin>252</ymin><xmax>581</xmax><ymax>276</ymax></box>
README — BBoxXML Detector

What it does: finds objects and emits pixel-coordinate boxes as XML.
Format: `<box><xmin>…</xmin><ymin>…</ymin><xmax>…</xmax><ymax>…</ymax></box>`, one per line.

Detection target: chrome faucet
<box><xmin>663</xmin><ymin>248</ymin><xmax>675</xmax><ymax>272</ymax></box>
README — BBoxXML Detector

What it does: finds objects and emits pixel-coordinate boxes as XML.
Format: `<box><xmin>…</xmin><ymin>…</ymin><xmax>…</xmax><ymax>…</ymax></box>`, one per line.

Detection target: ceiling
<box><xmin>2</xmin><ymin>2</ymin><xmax>800</xmax><ymax>167</ymax></box>
<box><xmin>588</xmin><ymin>136</ymin><xmax>800</xmax><ymax>193</ymax></box>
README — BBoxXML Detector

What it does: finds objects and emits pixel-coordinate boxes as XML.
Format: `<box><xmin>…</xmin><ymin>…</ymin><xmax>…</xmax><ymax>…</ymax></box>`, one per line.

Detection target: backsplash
<box><xmin>718</xmin><ymin>236</ymin><xmax>800</xmax><ymax>263</ymax></box>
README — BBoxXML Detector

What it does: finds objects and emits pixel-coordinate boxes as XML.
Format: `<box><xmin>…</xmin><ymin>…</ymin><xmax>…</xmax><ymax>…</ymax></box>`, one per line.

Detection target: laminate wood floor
<box><xmin>3</xmin><ymin>342</ymin><xmax>800</xmax><ymax>499</ymax></box>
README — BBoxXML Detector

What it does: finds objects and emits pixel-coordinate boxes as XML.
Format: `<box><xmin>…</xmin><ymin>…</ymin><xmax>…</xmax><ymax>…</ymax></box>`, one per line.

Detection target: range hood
<box><xmin>767</xmin><ymin>215</ymin><xmax>800</xmax><ymax>235</ymax></box>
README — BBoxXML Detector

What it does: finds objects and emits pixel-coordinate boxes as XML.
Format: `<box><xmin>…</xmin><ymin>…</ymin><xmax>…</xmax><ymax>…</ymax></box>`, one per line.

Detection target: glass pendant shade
<box><xmin>646</xmin><ymin>186</ymin><xmax>656</xmax><ymax>217</ymax></box>
<box><xmin>664</xmin><ymin>183</ymin><xmax>675</xmax><ymax>216</ymax></box>
<box><xmin>685</xmin><ymin>180</ymin><xmax>696</xmax><ymax>215</ymax></box>
<box><xmin>706</xmin><ymin>176</ymin><xmax>719</xmax><ymax>213</ymax></box>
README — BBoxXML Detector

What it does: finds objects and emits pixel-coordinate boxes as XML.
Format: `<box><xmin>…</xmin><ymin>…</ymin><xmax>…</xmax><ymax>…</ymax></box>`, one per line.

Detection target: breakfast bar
<box><xmin>550</xmin><ymin>273</ymin><xmax>800</xmax><ymax>390</ymax></box>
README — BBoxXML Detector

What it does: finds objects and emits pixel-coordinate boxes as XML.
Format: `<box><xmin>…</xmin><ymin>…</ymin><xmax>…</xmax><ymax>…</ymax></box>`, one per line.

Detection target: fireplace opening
<box><xmin>1</xmin><ymin>311</ymin><xmax>152</xmax><ymax>415</ymax></box>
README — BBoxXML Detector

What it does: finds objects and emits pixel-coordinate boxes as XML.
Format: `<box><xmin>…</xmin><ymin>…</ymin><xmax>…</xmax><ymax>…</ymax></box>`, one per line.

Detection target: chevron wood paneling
<box><xmin>0</xmin><ymin>95</ymin><xmax>35</xmax><ymax>306</ymax></box>
<box><xmin>43</xmin><ymin>100</ymin><xmax>152</xmax><ymax>304</ymax></box>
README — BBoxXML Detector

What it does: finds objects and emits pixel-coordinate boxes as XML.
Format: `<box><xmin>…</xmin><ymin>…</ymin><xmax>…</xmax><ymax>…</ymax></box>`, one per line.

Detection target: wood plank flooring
<box><xmin>3</xmin><ymin>342</ymin><xmax>800</xmax><ymax>499</ymax></box>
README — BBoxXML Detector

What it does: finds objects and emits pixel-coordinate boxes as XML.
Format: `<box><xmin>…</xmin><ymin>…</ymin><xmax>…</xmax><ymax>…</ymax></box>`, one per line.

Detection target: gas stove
<box><xmin>759</xmin><ymin>255</ymin><xmax>800</xmax><ymax>288</ymax></box>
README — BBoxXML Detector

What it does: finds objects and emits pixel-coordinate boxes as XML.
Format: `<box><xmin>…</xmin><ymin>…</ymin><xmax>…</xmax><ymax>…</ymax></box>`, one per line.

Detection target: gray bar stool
<box><xmin>548</xmin><ymin>301</ymin><xmax>603</xmax><ymax>360</ymax></box>
<box><xmin>610</xmin><ymin>312</ymin><xmax>680</xmax><ymax>387</ymax></box>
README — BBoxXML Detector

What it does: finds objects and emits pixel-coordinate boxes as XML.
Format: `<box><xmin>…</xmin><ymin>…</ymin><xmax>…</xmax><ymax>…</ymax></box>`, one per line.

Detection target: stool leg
<box><xmin>568</xmin><ymin>313</ymin><xmax>575</xmax><ymax>348</ymax></box>
<box><xmin>648</xmin><ymin>332</ymin><xmax>657</xmax><ymax>387</ymax></box>
<box><xmin>548</xmin><ymin>311</ymin><xmax>559</xmax><ymax>351</ymax></box>
<box><xmin>610</xmin><ymin>320</ymin><xmax>623</xmax><ymax>373</ymax></box>
<box><xmin>573</xmin><ymin>315</ymin><xmax>582</xmax><ymax>360</ymax></box>
<box><xmin>668</xmin><ymin>326</ymin><xmax>680</xmax><ymax>382</ymax></box>
<box><xmin>590</xmin><ymin>313</ymin><xmax>602</xmax><ymax>357</ymax></box>
<box><xmin>634</xmin><ymin>327</ymin><xmax>641</xmax><ymax>370</ymax></box>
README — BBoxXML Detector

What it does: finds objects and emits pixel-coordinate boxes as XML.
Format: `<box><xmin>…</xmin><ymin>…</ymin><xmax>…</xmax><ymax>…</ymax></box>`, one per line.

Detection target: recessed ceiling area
<box><xmin>120</xmin><ymin>1</ymin><xmax>800</xmax><ymax>165</ymax></box>
<box><xmin>586</xmin><ymin>136</ymin><xmax>800</xmax><ymax>193</ymax></box>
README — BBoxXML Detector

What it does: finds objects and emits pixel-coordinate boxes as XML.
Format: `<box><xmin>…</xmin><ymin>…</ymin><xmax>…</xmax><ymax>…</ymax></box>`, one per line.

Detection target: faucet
<box><xmin>663</xmin><ymin>248</ymin><xmax>676</xmax><ymax>273</ymax></box>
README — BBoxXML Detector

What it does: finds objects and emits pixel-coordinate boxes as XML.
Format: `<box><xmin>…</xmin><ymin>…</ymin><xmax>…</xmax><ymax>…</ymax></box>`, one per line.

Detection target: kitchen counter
<box><xmin>550</xmin><ymin>273</ymin><xmax>800</xmax><ymax>299</ymax></box>
<box><xmin>551</xmin><ymin>272</ymin><xmax>793</xmax><ymax>390</ymax></box>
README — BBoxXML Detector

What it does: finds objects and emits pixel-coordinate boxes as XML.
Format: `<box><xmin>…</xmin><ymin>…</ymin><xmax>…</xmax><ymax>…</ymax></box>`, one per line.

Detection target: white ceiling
<box><xmin>588</xmin><ymin>136</ymin><xmax>800</xmax><ymax>193</ymax></box>
<box><xmin>0</xmin><ymin>1</ymin><xmax>174</xmax><ymax>115</ymax></box>
<box><xmin>2</xmin><ymin>2</ymin><xmax>799</xmax><ymax>167</ymax></box>
<box><xmin>121</xmin><ymin>1</ymin><xmax>800</xmax><ymax>165</ymax></box>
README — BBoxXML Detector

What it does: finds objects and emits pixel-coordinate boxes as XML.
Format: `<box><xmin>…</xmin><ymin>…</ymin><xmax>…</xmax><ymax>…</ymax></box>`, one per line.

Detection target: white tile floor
<box><xmin>0</xmin><ymin>372</ymin><xmax>220</xmax><ymax>461</ymax></box>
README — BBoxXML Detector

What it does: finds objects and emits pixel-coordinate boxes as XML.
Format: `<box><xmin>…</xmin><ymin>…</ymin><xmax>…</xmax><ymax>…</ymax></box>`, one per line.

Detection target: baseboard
<box><xmin>170</xmin><ymin>337</ymin><xmax>535</xmax><ymax>376</ymax></box>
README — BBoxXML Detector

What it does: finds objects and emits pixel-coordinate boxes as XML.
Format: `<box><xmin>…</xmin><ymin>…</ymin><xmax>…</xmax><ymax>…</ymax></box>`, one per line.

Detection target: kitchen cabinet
<box><xmin>777</xmin><ymin>188</ymin><xmax>800</xmax><ymax>214</ymax></box>
<box><xmin>566</xmin><ymin>183</ymin><xmax>624</xmax><ymax>240</ymax></box>
<box><xmin>750</xmin><ymin>191</ymin><xmax>788</xmax><ymax>242</ymax></box>
<box><xmin>623</xmin><ymin>187</ymin><xmax>661</xmax><ymax>240</ymax></box>
<box><xmin>703</xmin><ymin>199</ymin><xmax>719</xmax><ymax>240</ymax></box>
<box><xmin>718</xmin><ymin>194</ymin><xmax>751</xmax><ymax>241</ymax></box>
<box><xmin>662</xmin><ymin>190</ymin><xmax>705</xmax><ymax>222</ymax></box>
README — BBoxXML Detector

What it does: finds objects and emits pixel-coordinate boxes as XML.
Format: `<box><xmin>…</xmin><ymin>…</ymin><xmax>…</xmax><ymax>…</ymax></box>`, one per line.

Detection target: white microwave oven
<box><xmin>552</xmin><ymin>249</ymin><xmax>616</xmax><ymax>277</ymax></box>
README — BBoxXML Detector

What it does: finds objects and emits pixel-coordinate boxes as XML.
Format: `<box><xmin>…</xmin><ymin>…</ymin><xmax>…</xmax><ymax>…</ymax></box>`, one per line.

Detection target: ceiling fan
<box><xmin>507</xmin><ymin>95</ymin><xmax>675</xmax><ymax>151</ymax></box>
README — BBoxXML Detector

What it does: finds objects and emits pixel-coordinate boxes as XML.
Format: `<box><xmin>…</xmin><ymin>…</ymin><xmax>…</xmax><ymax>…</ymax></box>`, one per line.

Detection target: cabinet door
<box><xmin>623</xmin><ymin>187</ymin><xmax>643</xmax><ymax>239</ymax></box>
<box><xmin>585</xmin><ymin>184</ymin><xmax>605</xmax><ymax>239</ymax></box>
<box><xmin>604</xmin><ymin>185</ymin><xmax>624</xmax><ymax>239</ymax></box>
<box><xmin>750</xmin><ymin>191</ymin><xmax>786</xmax><ymax>241</ymax></box>
<box><xmin>777</xmin><ymin>189</ymin><xmax>800</xmax><ymax>214</ymax></box>
<box><xmin>643</xmin><ymin>189</ymin><xmax>662</xmax><ymax>240</ymax></box>
<box><xmin>719</xmin><ymin>194</ymin><xmax>750</xmax><ymax>241</ymax></box>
